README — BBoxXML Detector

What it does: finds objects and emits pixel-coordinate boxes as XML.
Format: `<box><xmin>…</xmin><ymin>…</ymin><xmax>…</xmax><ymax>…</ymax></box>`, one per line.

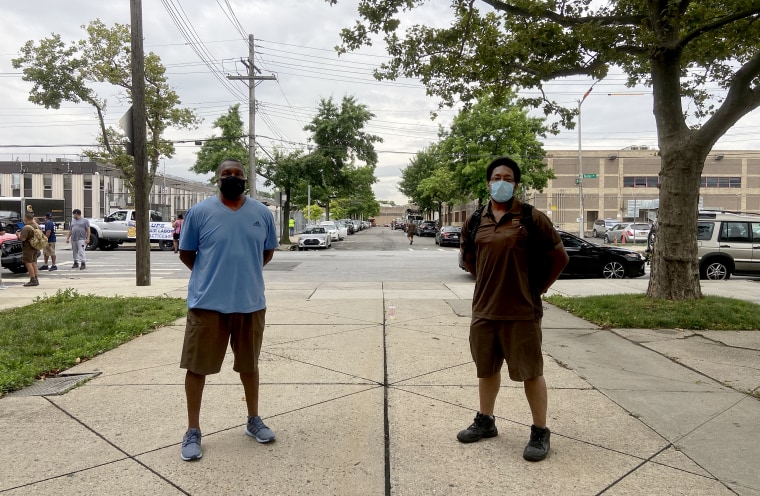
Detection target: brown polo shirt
<box><xmin>462</xmin><ymin>199</ymin><xmax>561</xmax><ymax>320</ymax></box>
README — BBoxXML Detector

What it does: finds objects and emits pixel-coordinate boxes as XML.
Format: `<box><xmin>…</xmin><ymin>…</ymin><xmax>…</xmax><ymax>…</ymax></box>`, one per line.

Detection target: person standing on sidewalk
<box><xmin>457</xmin><ymin>157</ymin><xmax>569</xmax><ymax>462</ymax></box>
<box><xmin>178</xmin><ymin>158</ymin><xmax>279</xmax><ymax>461</ymax></box>
<box><xmin>17</xmin><ymin>212</ymin><xmax>41</xmax><ymax>286</ymax></box>
<box><xmin>171</xmin><ymin>214</ymin><xmax>183</xmax><ymax>254</ymax></box>
<box><xmin>66</xmin><ymin>209</ymin><xmax>90</xmax><ymax>270</ymax></box>
<box><xmin>39</xmin><ymin>213</ymin><xmax>58</xmax><ymax>271</ymax></box>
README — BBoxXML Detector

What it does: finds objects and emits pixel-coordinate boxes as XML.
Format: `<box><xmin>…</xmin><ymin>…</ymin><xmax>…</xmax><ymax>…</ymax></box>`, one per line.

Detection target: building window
<box><xmin>24</xmin><ymin>173</ymin><xmax>33</xmax><ymax>197</ymax></box>
<box><xmin>83</xmin><ymin>173</ymin><xmax>92</xmax><ymax>190</ymax></box>
<box><xmin>700</xmin><ymin>177</ymin><xmax>741</xmax><ymax>188</ymax></box>
<box><xmin>43</xmin><ymin>173</ymin><xmax>53</xmax><ymax>199</ymax></box>
<box><xmin>12</xmin><ymin>173</ymin><xmax>21</xmax><ymax>197</ymax></box>
<box><xmin>623</xmin><ymin>176</ymin><xmax>659</xmax><ymax>188</ymax></box>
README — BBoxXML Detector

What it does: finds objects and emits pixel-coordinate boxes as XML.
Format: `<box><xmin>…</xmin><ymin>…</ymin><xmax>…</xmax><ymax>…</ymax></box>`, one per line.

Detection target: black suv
<box><xmin>416</xmin><ymin>220</ymin><xmax>438</xmax><ymax>237</ymax></box>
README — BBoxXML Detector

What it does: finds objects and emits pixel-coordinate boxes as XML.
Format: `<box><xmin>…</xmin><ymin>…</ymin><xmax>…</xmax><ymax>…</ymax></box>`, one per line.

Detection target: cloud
<box><xmin>2</xmin><ymin>1</ymin><xmax>759</xmax><ymax>207</ymax></box>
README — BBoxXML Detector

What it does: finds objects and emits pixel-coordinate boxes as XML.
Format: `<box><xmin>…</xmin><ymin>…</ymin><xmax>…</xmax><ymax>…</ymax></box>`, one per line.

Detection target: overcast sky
<box><xmin>2</xmin><ymin>1</ymin><xmax>759</xmax><ymax>205</ymax></box>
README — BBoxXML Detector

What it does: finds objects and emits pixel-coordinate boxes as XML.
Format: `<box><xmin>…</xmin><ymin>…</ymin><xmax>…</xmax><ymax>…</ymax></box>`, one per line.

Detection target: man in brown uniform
<box><xmin>17</xmin><ymin>212</ymin><xmax>41</xmax><ymax>287</ymax></box>
<box><xmin>458</xmin><ymin>157</ymin><xmax>568</xmax><ymax>462</ymax></box>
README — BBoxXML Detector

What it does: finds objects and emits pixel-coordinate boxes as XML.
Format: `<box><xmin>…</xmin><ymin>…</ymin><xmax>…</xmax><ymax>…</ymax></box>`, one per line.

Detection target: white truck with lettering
<box><xmin>87</xmin><ymin>209</ymin><xmax>175</xmax><ymax>251</ymax></box>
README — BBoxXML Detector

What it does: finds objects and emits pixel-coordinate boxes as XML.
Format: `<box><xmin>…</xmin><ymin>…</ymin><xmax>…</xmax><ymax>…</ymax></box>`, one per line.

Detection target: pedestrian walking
<box><xmin>407</xmin><ymin>219</ymin><xmax>415</xmax><ymax>245</ymax></box>
<box><xmin>458</xmin><ymin>157</ymin><xmax>569</xmax><ymax>461</ymax></box>
<box><xmin>178</xmin><ymin>158</ymin><xmax>279</xmax><ymax>461</ymax></box>
<box><xmin>66</xmin><ymin>209</ymin><xmax>90</xmax><ymax>270</ymax></box>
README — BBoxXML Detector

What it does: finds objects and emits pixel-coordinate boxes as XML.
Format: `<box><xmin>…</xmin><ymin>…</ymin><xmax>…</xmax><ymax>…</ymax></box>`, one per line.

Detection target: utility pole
<box><xmin>130</xmin><ymin>0</ymin><xmax>150</xmax><ymax>286</ymax></box>
<box><xmin>228</xmin><ymin>34</ymin><xmax>276</xmax><ymax>199</ymax></box>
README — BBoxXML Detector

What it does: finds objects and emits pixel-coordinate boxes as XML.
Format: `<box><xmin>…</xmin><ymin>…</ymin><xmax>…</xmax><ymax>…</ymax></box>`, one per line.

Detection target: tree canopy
<box><xmin>12</xmin><ymin>19</ymin><xmax>200</xmax><ymax>191</ymax></box>
<box><xmin>332</xmin><ymin>0</ymin><xmax>760</xmax><ymax>301</ymax></box>
<box><xmin>191</xmin><ymin>104</ymin><xmax>248</xmax><ymax>177</ymax></box>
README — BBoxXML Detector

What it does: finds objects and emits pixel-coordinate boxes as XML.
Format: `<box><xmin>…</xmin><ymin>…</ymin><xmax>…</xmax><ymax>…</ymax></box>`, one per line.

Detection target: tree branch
<box><xmin>480</xmin><ymin>0</ymin><xmax>645</xmax><ymax>27</ymax></box>
<box><xmin>697</xmin><ymin>50</ymin><xmax>760</xmax><ymax>145</ymax></box>
<box><xmin>679</xmin><ymin>6</ymin><xmax>760</xmax><ymax>49</ymax></box>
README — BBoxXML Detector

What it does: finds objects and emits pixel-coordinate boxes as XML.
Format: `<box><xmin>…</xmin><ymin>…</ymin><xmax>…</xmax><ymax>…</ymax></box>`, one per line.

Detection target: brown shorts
<box><xmin>180</xmin><ymin>308</ymin><xmax>265</xmax><ymax>375</ymax></box>
<box><xmin>469</xmin><ymin>317</ymin><xmax>543</xmax><ymax>381</ymax></box>
<box><xmin>22</xmin><ymin>245</ymin><xmax>39</xmax><ymax>263</ymax></box>
<box><xmin>43</xmin><ymin>242</ymin><xmax>56</xmax><ymax>257</ymax></box>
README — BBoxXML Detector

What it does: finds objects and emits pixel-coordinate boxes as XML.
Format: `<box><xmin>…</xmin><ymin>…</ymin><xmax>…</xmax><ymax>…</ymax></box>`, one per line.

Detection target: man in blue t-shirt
<box><xmin>39</xmin><ymin>212</ymin><xmax>58</xmax><ymax>271</ymax></box>
<box><xmin>177</xmin><ymin>158</ymin><xmax>279</xmax><ymax>461</ymax></box>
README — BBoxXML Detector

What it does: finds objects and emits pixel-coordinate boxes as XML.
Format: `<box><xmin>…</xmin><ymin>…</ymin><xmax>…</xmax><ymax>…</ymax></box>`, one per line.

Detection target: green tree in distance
<box><xmin>12</xmin><ymin>20</ymin><xmax>200</xmax><ymax>192</ymax></box>
<box><xmin>191</xmin><ymin>104</ymin><xmax>248</xmax><ymax>177</ymax></box>
<box><xmin>331</xmin><ymin>0</ymin><xmax>760</xmax><ymax>301</ymax></box>
<box><xmin>303</xmin><ymin>96</ymin><xmax>383</xmax><ymax>219</ymax></box>
<box><xmin>303</xmin><ymin>204</ymin><xmax>323</xmax><ymax>223</ymax></box>
<box><xmin>437</xmin><ymin>93</ymin><xmax>551</xmax><ymax>202</ymax></box>
<box><xmin>259</xmin><ymin>147</ymin><xmax>309</xmax><ymax>244</ymax></box>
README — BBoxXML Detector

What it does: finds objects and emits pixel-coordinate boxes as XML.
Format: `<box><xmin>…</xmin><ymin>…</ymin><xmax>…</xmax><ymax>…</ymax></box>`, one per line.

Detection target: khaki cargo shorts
<box><xmin>180</xmin><ymin>308</ymin><xmax>265</xmax><ymax>375</ymax></box>
<box><xmin>43</xmin><ymin>242</ymin><xmax>56</xmax><ymax>257</ymax></box>
<box><xmin>469</xmin><ymin>317</ymin><xmax>543</xmax><ymax>381</ymax></box>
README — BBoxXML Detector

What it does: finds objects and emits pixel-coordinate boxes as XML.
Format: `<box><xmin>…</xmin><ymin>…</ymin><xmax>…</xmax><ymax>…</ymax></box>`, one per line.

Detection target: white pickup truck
<box><xmin>87</xmin><ymin>209</ymin><xmax>174</xmax><ymax>251</ymax></box>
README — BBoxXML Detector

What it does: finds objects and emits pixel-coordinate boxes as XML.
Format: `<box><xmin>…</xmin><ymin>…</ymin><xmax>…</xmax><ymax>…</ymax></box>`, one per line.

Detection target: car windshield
<box><xmin>442</xmin><ymin>226</ymin><xmax>461</xmax><ymax>232</ymax></box>
<box><xmin>631</xmin><ymin>223</ymin><xmax>651</xmax><ymax>230</ymax></box>
<box><xmin>304</xmin><ymin>227</ymin><xmax>325</xmax><ymax>234</ymax></box>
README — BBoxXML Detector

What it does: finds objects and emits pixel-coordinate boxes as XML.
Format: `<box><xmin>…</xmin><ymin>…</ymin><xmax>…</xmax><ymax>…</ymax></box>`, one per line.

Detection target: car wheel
<box><xmin>9</xmin><ymin>265</ymin><xmax>28</xmax><ymax>274</ymax></box>
<box><xmin>87</xmin><ymin>231</ymin><xmax>100</xmax><ymax>250</ymax></box>
<box><xmin>701</xmin><ymin>260</ymin><xmax>730</xmax><ymax>280</ymax></box>
<box><xmin>604</xmin><ymin>234</ymin><xmax>610</xmax><ymax>244</ymax></box>
<box><xmin>602</xmin><ymin>260</ymin><xmax>626</xmax><ymax>279</ymax></box>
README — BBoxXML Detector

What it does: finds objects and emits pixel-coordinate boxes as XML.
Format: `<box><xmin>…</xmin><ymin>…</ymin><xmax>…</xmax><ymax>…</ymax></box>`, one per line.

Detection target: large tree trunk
<box><xmin>646</xmin><ymin>146</ymin><xmax>707</xmax><ymax>300</ymax></box>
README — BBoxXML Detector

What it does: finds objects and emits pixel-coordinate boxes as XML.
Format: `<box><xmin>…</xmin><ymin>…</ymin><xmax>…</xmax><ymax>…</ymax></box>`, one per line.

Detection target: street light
<box><xmin>577</xmin><ymin>81</ymin><xmax>600</xmax><ymax>238</ymax></box>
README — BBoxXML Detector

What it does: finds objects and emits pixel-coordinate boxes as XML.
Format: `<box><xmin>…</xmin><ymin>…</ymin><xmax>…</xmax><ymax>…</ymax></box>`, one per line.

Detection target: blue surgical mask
<box><xmin>490</xmin><ymin>180</ymin><xmax>514</xmax><ymax>203</ymax></box>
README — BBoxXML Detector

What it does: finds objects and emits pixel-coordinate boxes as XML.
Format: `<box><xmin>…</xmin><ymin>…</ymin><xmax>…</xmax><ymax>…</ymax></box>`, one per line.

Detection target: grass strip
<box><xmin>544</xmin><ymin>293</ymin><xmax>760</xmax><ymax>330</ymax></box>
<box><xmin>0</xmin><ymin>289</ymin><xmax>187</xmax><ymax>397</ymax></box>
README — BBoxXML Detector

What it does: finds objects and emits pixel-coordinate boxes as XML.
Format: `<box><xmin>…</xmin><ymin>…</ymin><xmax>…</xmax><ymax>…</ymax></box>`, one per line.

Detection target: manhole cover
<box><xmin>7</xmin><ymin>372</ymin><xmax>101</xmax><ymax>397</ymax></box>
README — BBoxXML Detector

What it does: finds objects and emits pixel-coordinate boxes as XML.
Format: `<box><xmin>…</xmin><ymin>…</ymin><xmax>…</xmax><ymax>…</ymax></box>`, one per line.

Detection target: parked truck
<box><xmin>88</xmin><ymin>209</ymin><xmax>174</xmax><ymax>251</ymax></box>
<box><xmin>0</xmin><ymin>197</ymin><xmax>65</xmax><ymax>234</ymax></box>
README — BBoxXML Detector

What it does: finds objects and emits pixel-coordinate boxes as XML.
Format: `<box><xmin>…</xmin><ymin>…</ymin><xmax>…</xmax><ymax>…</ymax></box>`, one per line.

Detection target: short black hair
<box><xmin>485</xmin><ymin>157</ymin><xmax>521</xmax><ymax>184</ymax></box>
<box><xmin>72</xmin><ymin>209</ymin><xmax>82</xmax><ymax>215</ymax></box>
<box><xmin>217</xmin><ymin>158</ymin><xmax>245</xmax><ymax>175</ymax></box>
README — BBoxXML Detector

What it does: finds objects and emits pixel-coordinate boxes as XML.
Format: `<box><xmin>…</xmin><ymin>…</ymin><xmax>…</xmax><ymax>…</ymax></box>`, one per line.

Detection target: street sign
<box><xmin>582</xmin><ymin>173</ymin><xmax>597</xmax><ymax>178</ymax></box>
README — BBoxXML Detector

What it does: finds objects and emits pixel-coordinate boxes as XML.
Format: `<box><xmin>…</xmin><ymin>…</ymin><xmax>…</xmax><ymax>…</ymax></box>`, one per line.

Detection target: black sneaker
<box><xmin>72</xmin><ymin>263</ymin><xmax>79</xmax><ymax>269</ymax></box>
<box><xmin>38</xmin><ymin>265</ymin><xmax>49</xmax><ymax>271</ymax></box>
<box><xmin>523</xmin><ymin>425</ymin><xmax>551</xmax><ymax>461</ymax></box>
<box><xmin>457</xmin><ymin>412</ymin><xmax>498</xmax><ymax>443</ymax></box>
<box><xmin>49</xmin><ymin>265</ymin><xmax>58</xmax><ymax>271</ymax></box>
<box><xmin>80</xmin><ymin>263</ymin><xmax>86</xmax><ymax>270</ymax></box>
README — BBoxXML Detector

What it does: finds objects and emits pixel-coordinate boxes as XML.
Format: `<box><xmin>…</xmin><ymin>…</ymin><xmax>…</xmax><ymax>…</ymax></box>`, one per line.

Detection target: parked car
<box><xmin>604</xmin><ymin>222</ymin><xmax>652</xmax><ymax>244</ymax></box>
<box><xmin>436</xmin><ymin>226</ymin><xmax>461</xmax><ymax>247</ymax></box>
<box><xmin>696</xmin><ymin>211</ymin><xmax>760</xmax><ymax>280</ymax></box>
<box><xmin>416</xmin><ymin>220</ymin><xmax>438</xmax><ymax>237</ymax></box>
<box><xmin>1</xmin><ymin>237</ymin><xmax>26</xmax><ymax>273</ymax></box>
<box><xmin>592</xmin><ymin>218</ymin><xmax>619</xmax><ymax>238</ymax></box>
<box><xmin>298</xmin><ymin>226</ymin><xmax>332</xmax><ymax>250</ymax></box>
<box><xmin>559</xmin><ymin>230</ymin><xmax>646</xmax><ymax>279</ymax></box>
<box><xmin>319</xmin><ymin>221</ymin><xmax>347</xmax><ymax>241</ymax></box>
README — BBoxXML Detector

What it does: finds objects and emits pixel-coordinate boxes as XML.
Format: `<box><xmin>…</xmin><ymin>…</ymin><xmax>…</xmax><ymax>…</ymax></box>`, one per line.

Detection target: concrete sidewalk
<box><xmin>0</xmin><ymin>275</ymin><xmax>758</xmax><ymax>495</ymax></box>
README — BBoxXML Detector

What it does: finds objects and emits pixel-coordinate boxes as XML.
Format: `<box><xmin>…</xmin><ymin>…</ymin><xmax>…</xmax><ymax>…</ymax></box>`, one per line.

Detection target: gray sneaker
<box><xmin>245</xmin><ymin>416</ymin><xmax>276</xmax><ymax>443</ymax></box>
<box><xmin>181</xmin><ymin>428</ymin><xmax>202</xmax><ymax>461</ymax></box>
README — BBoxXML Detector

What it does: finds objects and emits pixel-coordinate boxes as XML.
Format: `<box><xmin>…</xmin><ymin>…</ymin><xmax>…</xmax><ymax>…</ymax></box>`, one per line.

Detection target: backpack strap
<box><xmin>521</xmin><ymin>203</ymin><xmax>535</xmax><ymax>236</ymax></box>
<box><xmin>466</xmin><ymin>205</ymin><xmax>485</xmax><ymax>250</ymax></box>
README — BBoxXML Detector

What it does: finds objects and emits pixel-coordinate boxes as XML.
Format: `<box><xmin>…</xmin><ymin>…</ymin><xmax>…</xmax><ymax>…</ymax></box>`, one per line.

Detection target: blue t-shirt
<box><xmin>44</xmin><ymin>220</ymin><xmax>56</xmax><ymax>243</ymax></box>
<box><xmin>180</xmin><ymin>196</ymin><xmax>279</xmax><ymax>313</ymax></box>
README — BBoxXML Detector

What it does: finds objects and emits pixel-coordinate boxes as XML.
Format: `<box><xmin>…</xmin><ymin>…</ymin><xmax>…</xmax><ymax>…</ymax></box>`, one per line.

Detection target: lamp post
<box><xmin>577</xmin><ymin>81</ymin><xmax>599</xmax><ymax>238</ymax></box>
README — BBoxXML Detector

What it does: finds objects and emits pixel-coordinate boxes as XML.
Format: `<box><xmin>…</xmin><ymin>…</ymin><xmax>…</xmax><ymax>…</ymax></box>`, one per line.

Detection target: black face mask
<box><xmin>219</xmin><ymin>176</ymin><xmax>246</xmax><ymax>200</ymax></box>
